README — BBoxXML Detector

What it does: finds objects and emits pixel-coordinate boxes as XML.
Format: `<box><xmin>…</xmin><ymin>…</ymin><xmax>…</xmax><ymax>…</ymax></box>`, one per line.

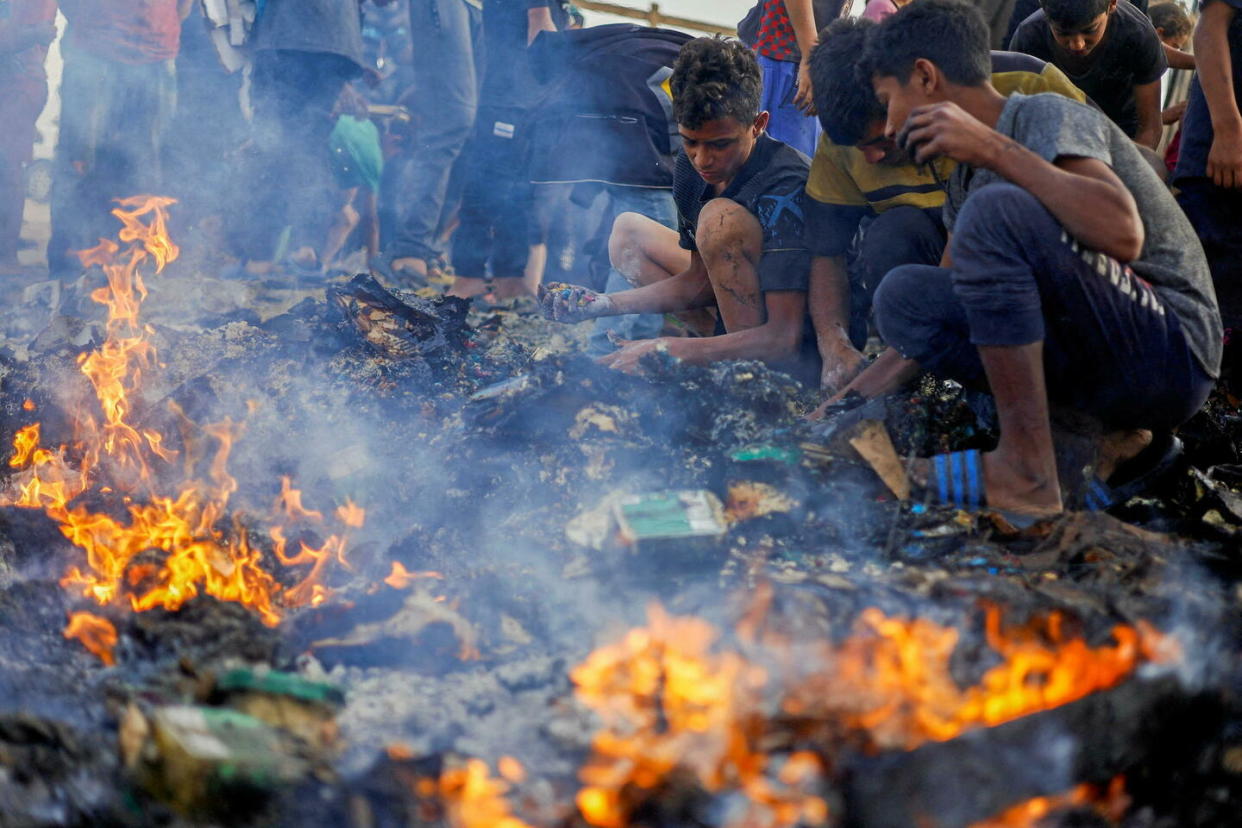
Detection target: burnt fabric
<box><xmin>874</xmin><ymin>183</ymin><xmax>1212</xmax><ymax>431</ymax></box>
<box><xmin>674</xmin><ymin>133</ymin><xmax>812</xmax><ymax>294</ymax></box>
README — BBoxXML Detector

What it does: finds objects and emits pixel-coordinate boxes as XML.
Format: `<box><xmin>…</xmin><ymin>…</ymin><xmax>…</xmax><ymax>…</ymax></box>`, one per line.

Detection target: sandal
<box><xmin>925</xmin><ymin>449</ymin><xmax>1052</xmax><ymax>529</ymax></box>
<box><xmin>1084</xmin><ymin>432</ymin><xmax>1183</xmax><ymax>511</ymax></box>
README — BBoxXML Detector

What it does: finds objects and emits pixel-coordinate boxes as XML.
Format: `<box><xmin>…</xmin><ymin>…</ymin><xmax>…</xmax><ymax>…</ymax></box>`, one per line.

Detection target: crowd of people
<box><xmin>0</xmin><ymin>0</ymin><xmax>1238</xmax><ymax>523</ymax></box>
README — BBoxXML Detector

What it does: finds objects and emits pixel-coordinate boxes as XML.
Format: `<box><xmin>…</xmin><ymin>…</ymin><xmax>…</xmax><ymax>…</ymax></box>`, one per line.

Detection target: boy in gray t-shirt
<box><xmin>827</xmin><ymin>0</ymin><xmax>1221</xmax><ymax>521</ymax></box>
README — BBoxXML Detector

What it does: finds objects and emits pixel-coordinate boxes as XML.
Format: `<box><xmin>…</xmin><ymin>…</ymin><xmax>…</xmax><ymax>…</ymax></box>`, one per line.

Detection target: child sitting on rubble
<box><xmin>829</xmin><ymin>0</ymin><xmax>1221</xmax><ymax>522</ymax></box>
<box><xmin>1009</xmin><ymin>0</ymin><xmax>1169</xmax><ymax>148</ymax></box>
<box><xmin>539</xmin><ymin>36</ymin><xmax>815</xmax><ymax>378</ymax></box>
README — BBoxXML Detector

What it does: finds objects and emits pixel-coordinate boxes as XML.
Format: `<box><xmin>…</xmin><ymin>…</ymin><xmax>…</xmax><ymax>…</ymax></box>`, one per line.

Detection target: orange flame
<box><xmin>785</xmin><ymin>605</ymin><xmax>1168</xmax><ymax>752</ymax></box>
<box><xmin>1</xmin><ymin>197</ymin><xmax>365</xmax><ymax>631</ymax></box>
<box><xmin>384</xmin><ymin>561</ymin><xmax>444</xmax><ymax>589</ymax></box>
<box><xmin>437</xmin><ymin>759</ymin><xmax>535</xmax><ymax>828</ymax></box>
<box><xmin>63</xmin><ymin>611</ymin><xmax>117</xmax><ymax>665</ymax></box>
<box><xmin>969</xmin><ymin>776</ymin><xmax>1129</xmax><ymax>827</ymax></box>
<box><xmin>572</xmin><ymin>605</ymin><xmax>829</xmax><ymax>828</ymax></box>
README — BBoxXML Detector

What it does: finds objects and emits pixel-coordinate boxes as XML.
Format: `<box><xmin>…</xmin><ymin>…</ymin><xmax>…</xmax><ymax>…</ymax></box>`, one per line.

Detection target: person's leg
<box><xmin>0</xmin><ymin>73</ymin><xmax>46</xmax><ymax>267</ymax></box>
<box><xmin>1177</xmin><ymin>178</ymin><xmax>1242</xmax><ymax>332</ymax></box>
<box><xmin>695</xmin><ymin>197</ymin><xmax>766</xmax><ymax>332</ymax></box>
<box><xmin>588</xmin><ymin>187</ymin><xmax>679</xmax><ymax>354</ymax></box>
<box><xmin>875</xmin><ymin>182</ymin><xmax>1209</xmax><ymax>513</ymax></box>
<box><xmin>49</xmin><ymin>48</ymin><xmax>113</xmax><ymax>276</ymax></box>
<box><xmin>856</xmin><ymin>206</ymin><xmax>946</xmax><ymax>304</ymax></box>
<box><xmin>756</xmin><ymin>54</ymin><xmax>819</xmax><ymax>157</ymax></box>
<box><xmin>447</xmin><ymin>138</ymin><xmax>492</xmax><ymax>298</ymax></box>
<box><xmin>389</xmin><ymin>0</ymin><xmax>480</xmax><ymax>277</ymax></box>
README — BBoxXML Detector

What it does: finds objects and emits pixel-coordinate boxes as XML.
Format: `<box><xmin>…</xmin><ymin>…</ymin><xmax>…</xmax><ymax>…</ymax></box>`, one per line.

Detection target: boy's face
<box><xmin>856</xmin><ymin>120</ymin><xmax>910</xmax><ymax>166</ymax></box>
<box><xmin>1047</xmin><ymin>0</ymin><xmax>1117</xmax><ymax>58</ymax></box>
<box><xmin>872</xmin><ymin>70</ymin><xmax>941</xmax><ymax>148</ymax></box>
<box><xmin>1156</xmin><ymin>27</ymin><xmax>1189</xmax><ymax>51</ymax></box>
<box><xmin>679</xmin><ymin>113</ymin><xmax>769</xmax><ymax>188</ymax></box>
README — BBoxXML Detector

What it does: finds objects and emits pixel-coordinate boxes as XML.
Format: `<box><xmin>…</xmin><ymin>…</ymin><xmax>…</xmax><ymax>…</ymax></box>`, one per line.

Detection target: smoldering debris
<box><xmin>0</xmin><ymin>270</ymin><xmax>1239</xmax><ymax>828</ymax></box>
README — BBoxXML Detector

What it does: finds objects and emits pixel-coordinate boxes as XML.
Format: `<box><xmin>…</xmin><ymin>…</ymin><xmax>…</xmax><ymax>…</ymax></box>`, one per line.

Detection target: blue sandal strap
<box><xmin>932</xmin><ymin>449</ymin><xmax>984</xmax><ymax>510</ymax></box>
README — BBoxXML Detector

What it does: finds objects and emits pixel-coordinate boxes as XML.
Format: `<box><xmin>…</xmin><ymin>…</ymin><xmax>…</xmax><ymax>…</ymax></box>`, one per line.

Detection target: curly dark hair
<box><xmin>671</xmin><ymin>37</ymin><xmax>762</xmax><ymax>130</ymax></box>
<box><xmin>866</xmin><ymin>0</ymin><xmax>991</xmax><ymax>87</ymax></box>
<box><xmin>810</xmin><ymin>17</ymin><xmax>884</xmax><ymax>146</ymax></box>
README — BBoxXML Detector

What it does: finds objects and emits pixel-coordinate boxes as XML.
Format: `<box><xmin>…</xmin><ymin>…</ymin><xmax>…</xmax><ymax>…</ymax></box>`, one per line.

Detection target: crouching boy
<box><xmin>839</xmin><ymin>0</ymin><xmax>1221</xmax><ymax>520</ymax></box>
<box><xmin>540</xmin><ymin>37</ymin><xmax>814</xmax><ymax>377</ymax></box>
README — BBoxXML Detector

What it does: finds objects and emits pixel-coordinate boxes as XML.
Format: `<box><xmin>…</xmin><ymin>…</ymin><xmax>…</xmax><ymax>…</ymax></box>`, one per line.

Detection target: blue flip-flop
<box><xmin>927</xmin><ymin>449</ymin><xmax>1050</xmax><ymax>529</ymax></box>
<box><xmin>1084</xmin><ymin>432</ymin><xmax>1182</xmax><ymax>511</ymax></box>
<box><xmin>932</xmin><ymin>449</ymin><xmax>986</xmax><ymax>511</ymax></box>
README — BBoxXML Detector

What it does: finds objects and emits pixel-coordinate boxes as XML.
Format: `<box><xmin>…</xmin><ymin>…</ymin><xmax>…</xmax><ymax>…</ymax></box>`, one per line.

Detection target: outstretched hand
<box><xmin>897</xmin><ymin>101</ymin><xmax>1005</xmax><ymax>168</ymax></box>
<box><xmin>596</xmin><ymin>338</ymin><xmax>670</xmax><ymax>374</ymax></box>
<box><xmin>538</xmin><ymin>282</ymin><xmax>615</xmax><ymax>324</ymax></box>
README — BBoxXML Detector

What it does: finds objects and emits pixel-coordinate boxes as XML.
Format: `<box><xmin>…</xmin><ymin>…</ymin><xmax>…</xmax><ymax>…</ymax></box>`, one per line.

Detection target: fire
<box><xmin>787</xmin><ymin>605</ymin><xmax>1168</xmax><ymax>752</ymax></box>
<box><xmin>969</xmin><ymin>776</ymin><xmax>1129</xmax><ymax>827</ymax></box>
<box><xmin>384</xmin><ymin>561</ymin><xmax>444</xmax><ymax>589</ymax></box>
<box><xmin>63</xmin><ymin>611</ymin><xmax>118</xmax><ymax>665</ymax></box>
<box><xmin>436</xmin><ymin>759</ymin><xmax>534</xmax><ymax>828</ymax></box>
<box><xmin>571</xmin><ymin>605</ymin><xmax>829</xmax><ymax>828</ymax></box>
<box><xmin>1</xmin><ymin>197</ymin><xmax>365</xmax><ymax>635</ymax></box>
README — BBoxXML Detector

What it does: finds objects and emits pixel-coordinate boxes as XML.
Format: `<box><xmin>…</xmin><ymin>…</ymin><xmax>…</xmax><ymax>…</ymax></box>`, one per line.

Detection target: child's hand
<box><xmin>538</xmin><ymin>282</ymin><xmax>615</xmax><ymax>323</ymax></box>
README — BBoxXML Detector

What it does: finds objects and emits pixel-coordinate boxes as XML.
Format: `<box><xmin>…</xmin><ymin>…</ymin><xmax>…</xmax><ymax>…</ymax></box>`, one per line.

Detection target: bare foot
<box><xmin>912</xmin><ymin>449</ymin><xmax>1063</xmax><ymax>518</ymax></box>
<box><xmin>391</xmin><ymin>256</ymin><xmax>428</xmax><ymax>280</ymax></box>
<box><xmin>447</xmin><ymin>275</ymin><xmax>490</xmax><ymax>299</ymax></box>
<box><xmin>1095</xmin><ymin>429</ymin><xmax>1153</xmax><ymax>482</ymax></box>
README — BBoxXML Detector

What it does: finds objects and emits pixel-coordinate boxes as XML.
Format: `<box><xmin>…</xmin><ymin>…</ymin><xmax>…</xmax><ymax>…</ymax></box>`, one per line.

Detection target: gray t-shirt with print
<box><xmin>944</xmin><ymin>92</ymin><xmax>1222</xmax><ymax>379</ymax></box>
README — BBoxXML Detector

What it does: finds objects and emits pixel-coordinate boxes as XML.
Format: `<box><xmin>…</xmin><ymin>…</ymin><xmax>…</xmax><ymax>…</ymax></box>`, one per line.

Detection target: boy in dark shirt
<box><xmin>1174</xmin><ymin>0</ymin><xmax>1242</xmax><ymax>336</ymax></box>
<box><xmin>540</xmin><ymin>36</ymin><xmax>812</xmax><ymax>374</ymax></box>
<box><xmin>831</xmin><ymin>0</ymin><xmax>1219</xmax><ymax>520</ymax></box>
<box><xmin>1010</xmin><ymin>0</ymin><xmax>1167</xmax><ymax>147</ymax></box>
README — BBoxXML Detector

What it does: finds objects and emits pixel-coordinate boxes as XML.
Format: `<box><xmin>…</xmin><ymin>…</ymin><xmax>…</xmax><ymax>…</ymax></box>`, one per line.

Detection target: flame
<box><xmin>22</xmin><ymin>399</ymin><xmax>35</xmax><ymax>411</ymax></box>
<box><xmin>571</xmin><ymin>605</ymin><xmax>829</xmax><ymax>828</ymax></box>
<box><xmin>0</xmin><ymin>197</ymin><xmax>365</xmax><ymax>633</ymax></box>
<box><xmin>384</xmin><ymin>561</ymin><xmax>444</xmax><ymax>589</ymax></box>
<box><xmin>436</xmin><ymin>759</ymin><xmax>534</xmax><ymax>828</ymax></box>
<box><xmin>336</xmin><ymin>499</ymin><xmax>366</xmax><ymax>528</ymax></box>
<box><xmin>785</xmin><ymin>605</ymin><xmax>1168</xmax><ymax>752</ymax></box>
<box><xmin>63</xmin><ymin>611</ymin><xmax>117</xmax><ymax>665</ymax></box>
<box><xmin>969</xmin><ymin>776</ymin><xmax>1129</xmax><ymax>827</ymax></box>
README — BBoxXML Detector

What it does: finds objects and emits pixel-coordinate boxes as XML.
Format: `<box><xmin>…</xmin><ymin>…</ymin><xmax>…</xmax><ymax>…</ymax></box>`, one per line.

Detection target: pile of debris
<box><xmin>0</xmin><ymin>202</ymin><xmax>1239</xmax><ymax>827</ymax></box>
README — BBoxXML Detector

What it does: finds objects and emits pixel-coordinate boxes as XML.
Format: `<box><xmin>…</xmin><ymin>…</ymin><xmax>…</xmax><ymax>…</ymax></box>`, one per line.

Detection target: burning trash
<box><xmin>0</xmin><ymin>195</ymin><xmax>1236</xmax><ymax>828</ymax></box>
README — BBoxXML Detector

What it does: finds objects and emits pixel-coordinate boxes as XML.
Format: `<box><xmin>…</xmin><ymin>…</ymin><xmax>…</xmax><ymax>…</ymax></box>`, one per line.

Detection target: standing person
<box><xmin>748</xmin><ymin>0</ymin><xmax>849</xmax><ymax>156</ymax></box>
<box><xmin>1008</xmin><ymin>0</ymin><xmax>1168</xmax><ymax>148</ymax></box>
<box><xmin>48</xmin><ymin>0</ymin><xmax>189</xmax><ymax>278</ymax></box>
<box><xmin>0</xmin><ymin>0</ymin><xmax>56</xmax><ymax>273</ymax></box>
<box><xmin>381</xmin><ymin>0</ymin><xmax>484</xmax><ymax>285</ymax></box>
<box><xmin>442</xmin><ymin>0</ymin><xmax>568</xmax><ymax>302</ymax></box>
<box><xmin>1174</xmin><ymin>0</ymin><xmax>1242</xmax><ymax>344</ymax></box>
<box><xmin>235</xmin><ymin>0</ymin><xmax>369</xmax><ymax>277</ymax></box>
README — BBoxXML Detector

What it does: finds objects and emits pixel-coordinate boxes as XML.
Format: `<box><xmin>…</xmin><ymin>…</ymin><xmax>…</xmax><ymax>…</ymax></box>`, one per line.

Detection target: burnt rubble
<box><xmin>0</xmin><ymin>269</ymin><xmax>1239</xmax><ymax>828</ymax></box>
